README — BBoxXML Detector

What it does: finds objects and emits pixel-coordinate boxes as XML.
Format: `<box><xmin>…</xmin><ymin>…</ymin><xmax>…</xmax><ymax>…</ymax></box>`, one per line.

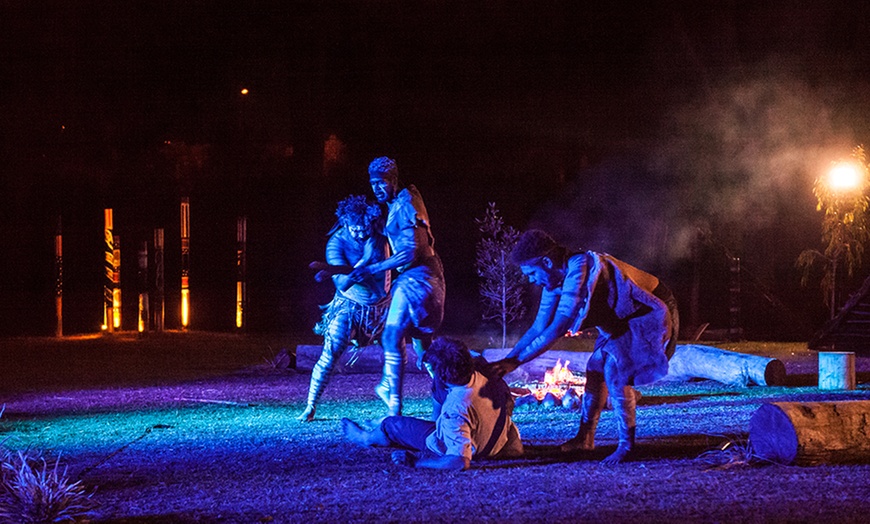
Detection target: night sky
<box><xmin>3</xmin><ymin>1</ymin><xmax>870</xmax><ymax>338</ymax></box>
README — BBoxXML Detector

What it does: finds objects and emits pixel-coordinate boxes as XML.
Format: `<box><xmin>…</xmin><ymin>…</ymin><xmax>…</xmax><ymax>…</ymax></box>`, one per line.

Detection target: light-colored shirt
<box><xmin>426</xmin><ymin>371</ymin><xmax>522</xmax><ymax>461</ymax></box>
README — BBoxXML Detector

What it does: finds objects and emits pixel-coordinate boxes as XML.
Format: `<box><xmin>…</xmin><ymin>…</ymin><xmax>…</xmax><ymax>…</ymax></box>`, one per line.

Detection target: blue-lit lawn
<box><xmin>2</xmin><ymin>334</ymin><xmax>870</xmax><ymax>523</ymax></box>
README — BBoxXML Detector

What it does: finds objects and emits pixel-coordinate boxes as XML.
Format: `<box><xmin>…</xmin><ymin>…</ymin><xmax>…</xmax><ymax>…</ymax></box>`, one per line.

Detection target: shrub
<box><xmin>0</xmin><ymin>451</ymin><xmax>95</xmax><ymax>524</ymax></box>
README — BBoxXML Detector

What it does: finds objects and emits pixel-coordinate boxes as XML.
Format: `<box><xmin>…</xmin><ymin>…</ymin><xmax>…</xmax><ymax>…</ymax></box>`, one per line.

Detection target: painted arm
<box><xmin>324</xmin><ymin>233</ymin><xmax>355</xmax><ymax>291</ymax></box>
<box><xmin>354</xmin><ymin>223</ymin><xmax>418</xmax><ymax>280</ymax></box>
<box><xmin>514</xmin><ymin>313</ymin><xmax>574</xmax><ymax>363</ymax></box>
<box><xmin>490</xmin><ymin>289</ymin><xmax>558</xmax><ymax>376</ymax></box>
<box><xmin>513</xmin><ymin>256</ymin><xmax>600</xmax><ymax>362</ymax></box>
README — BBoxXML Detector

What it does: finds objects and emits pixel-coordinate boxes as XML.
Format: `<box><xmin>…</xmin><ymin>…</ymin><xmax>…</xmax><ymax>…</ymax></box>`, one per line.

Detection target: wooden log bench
<box><xmin>661</xmin><ymin>344</ymin><xmax>787</xmax><ymax>387</ymax></box>
<box><xmin>750</xmin><ymin>400</ymin><xmax>870</xmax><ymax>465</ymax></box>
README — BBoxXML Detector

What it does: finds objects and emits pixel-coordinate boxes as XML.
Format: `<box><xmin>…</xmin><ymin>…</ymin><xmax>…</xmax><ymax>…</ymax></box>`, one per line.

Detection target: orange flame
<box><xmin>531</xmin><ymin>359</ymin><xmax>586</xmax><ymax>401</ymax></box>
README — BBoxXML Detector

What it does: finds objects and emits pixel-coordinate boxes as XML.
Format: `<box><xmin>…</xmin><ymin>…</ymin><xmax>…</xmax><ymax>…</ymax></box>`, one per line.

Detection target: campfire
<box><xmin>511</xmin><ymin>359</ymin><xmax>586</xmax><ymax>409</ymax></box>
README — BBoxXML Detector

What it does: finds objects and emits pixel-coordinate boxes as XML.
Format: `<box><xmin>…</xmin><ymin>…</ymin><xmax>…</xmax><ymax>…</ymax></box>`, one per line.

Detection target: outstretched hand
<box><xmin>309</xmin><ymin>261</ymin><xmax>330</xmax><ymax>282</ymax></box>
<box><xmin>489</xmin><ymin>357</ymin><xmax>521</xmax><ymax>378</ymax></box>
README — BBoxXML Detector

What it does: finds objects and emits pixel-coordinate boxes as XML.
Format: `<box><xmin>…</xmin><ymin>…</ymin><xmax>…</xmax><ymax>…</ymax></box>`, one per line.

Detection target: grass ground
<box><xmin>1</xmin><ymin>331</ymin><xmax>870</xmax><ymax>523</ymax></box>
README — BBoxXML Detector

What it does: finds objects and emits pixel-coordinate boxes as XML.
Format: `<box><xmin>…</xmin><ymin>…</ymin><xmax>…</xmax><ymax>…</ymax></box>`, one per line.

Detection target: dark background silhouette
<box><xmin>4</xmin><ymin>1</ymin><xmax>870</xmax><ymax>339</ymax></box>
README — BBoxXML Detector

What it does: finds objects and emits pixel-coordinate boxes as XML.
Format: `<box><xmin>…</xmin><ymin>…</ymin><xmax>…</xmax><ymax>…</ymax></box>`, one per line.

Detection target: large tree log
<box><xmin>750</xmin><ymin>401</ymin><xmax>870</xmax><ymax>465</ymax></box>
<box><xmin>662</xmin><ymin>344</ymin><xmax>786</xmax><ymax>386</ymax></box>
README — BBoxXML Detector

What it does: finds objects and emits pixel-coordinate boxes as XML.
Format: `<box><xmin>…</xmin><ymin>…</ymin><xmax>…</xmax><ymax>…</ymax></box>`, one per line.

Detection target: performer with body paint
<box><xmin>491</xmin><ymin>229</ymin><xmax>679</xmax><ymax>464</ymax></box>
<box><xmin>348</xmin><ymin>157</ymin><xmax>446</xmax><ymax>417</ymax></box>
<box><xmin>299</xmin><ymin>195</ymin><xmax>390</xmax><ymax>422</ymax></box>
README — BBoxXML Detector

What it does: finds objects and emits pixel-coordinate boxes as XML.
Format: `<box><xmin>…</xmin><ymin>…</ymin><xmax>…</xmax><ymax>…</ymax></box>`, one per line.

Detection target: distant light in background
<box><xmin>240</xmin><ymin>88</ymin><xmax>249</xmax><ymax>95</ymax></box>
<box><xmin>180</xmin><ymin>197</ymin><xmax>191</xmax><ymax>330</ymax></box>
<box><xmin>102</xmin><ymin>209</ymin><xmax>114</xmax><ymax>332</ymax></box>
<box><xmin>112</xmin><ymin>236</ymin><xmax>121</xmax><ymax>329</ymax></box>
<box><xmin>828</xmin><ymin>162</ymin><xmax>862</xmax><ymax>192</ymax></box>
<box><xmin>236</xmin><ymin>216</ymin><xmax>247</xmax><ymax>330</ymax></box>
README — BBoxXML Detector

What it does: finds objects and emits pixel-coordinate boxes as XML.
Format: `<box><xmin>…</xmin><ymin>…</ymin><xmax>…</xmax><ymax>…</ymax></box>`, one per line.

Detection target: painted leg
<box><xmin>602</xmin><ymin>385</ymin><xmax>637</xmax><ymax>465</ymax></box>
<box><xmin>298</xmin><ymin>348</ymin><xmax>334</xmax><ymax>422</ymax></box>
<box><xmin>377</xmin><ymin>328</ymin><xmax>406</xmax><ymax>416</ymax></box>
<box><xmin>560</xmin><ymin>370</ymin><xmax>607</xmax><ymax>452</ymax></box>
<box><xmin>381</xmin><ymin>350</ymin><xmax>405</xmax><ymax>417</ymax></box>
<box><xmin>299</xmin><ymin>308</ymin><xmax>350</xmax><ymax>422</ymax></box>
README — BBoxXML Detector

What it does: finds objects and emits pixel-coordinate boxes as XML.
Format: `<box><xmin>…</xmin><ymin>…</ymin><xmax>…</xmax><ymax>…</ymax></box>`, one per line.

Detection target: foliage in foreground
<box><xmin>0</xmin><ymin>451</ymin><xmax>95</xmax><ymax>524</ymax></box>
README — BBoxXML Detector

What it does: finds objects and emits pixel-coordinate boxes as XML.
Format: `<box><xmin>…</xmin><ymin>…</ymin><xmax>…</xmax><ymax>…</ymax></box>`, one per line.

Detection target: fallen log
<box><xmin>749</xmin><ymin>400</ymin><xmax>870</xmax><ymax>465</ymax></box>
<box><xmin>662</xmin><ymin>344</ymin><xmax>787</xmax><ymax>387</ymax></box>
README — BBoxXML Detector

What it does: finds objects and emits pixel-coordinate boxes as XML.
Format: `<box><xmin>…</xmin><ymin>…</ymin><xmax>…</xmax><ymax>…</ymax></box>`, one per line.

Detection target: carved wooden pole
<box><xmin>137</xmin><ymin>240</ymin><xmax>149</xmax><ymax>333</ymax></box>
<box><xmin>180</xmin><ymin>197</ymin><xmax>190</xmax><ymax>330</ymax></box>
<box><xmin>112</xmin><ymin>234</ymin><xmax>121</xmax><ymax>330</ymax></box>
<box><xmin>103</xmin><ymin>208</ymin><xmax>114</xmax><ymax>333</ymax></box>
<box><xmin>54</xmin><ymin>216</ymin><xmax>63</xmax><ymax>338</ymax></box>
<box><xmin>154</xmin><ymin>228</ymin><xmax>165</xmax><ymax>333</ymax></box>
<box><xmin>236</xmin><ymin>216</ymin><xmax>247</xmax><ymax>330</ymax></box>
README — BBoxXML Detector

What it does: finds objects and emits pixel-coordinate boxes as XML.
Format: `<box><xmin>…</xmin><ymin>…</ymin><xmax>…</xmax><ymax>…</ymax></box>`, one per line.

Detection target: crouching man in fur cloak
<box><xmin>491</xmin><ymin>230</ymin><xmax>679</xmax><ymax>464</ymax></box>
<box><xmin>342</xmin><ymin>337</ymin><xmax>522</xmax><ymax>470</ymax></box>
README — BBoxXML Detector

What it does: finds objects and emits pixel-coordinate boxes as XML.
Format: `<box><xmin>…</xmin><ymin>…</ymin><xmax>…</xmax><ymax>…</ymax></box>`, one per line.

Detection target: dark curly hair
<box><xmin>335</xmin><ymin>195</ymin><xmax>381</xmax><ymax>229</ymax></box>
<box><xmin>509</xmin><ymin>229</ymin><xmax>562</xmax><ymax>265</ymax></box>
<box><xmin>368</xmin><ymin>156</ymin><xmax>398</xmax><ymax>179</ymax></box>
<box><xmin>424</xmin><ymin>337</ymin><xmax>475</xmax><ymax>386</ymax></box>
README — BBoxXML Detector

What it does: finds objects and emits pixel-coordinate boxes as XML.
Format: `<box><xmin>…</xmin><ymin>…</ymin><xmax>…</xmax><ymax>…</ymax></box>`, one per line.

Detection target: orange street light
<box><xmin>828</xmin><ymin>161</ymin><xmax>862</xmax><ymax>192</ymax></box>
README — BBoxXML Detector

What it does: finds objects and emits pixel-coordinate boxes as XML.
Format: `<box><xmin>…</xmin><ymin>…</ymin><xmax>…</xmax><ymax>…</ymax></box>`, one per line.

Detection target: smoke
<box><xmin>532</xmin><ymin>69</ymin><xmax>855</xmax><ymax>270</ymax></box>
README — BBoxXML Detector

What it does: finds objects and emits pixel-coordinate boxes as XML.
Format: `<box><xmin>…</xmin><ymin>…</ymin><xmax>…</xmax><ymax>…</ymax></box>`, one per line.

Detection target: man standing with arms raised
<box><xmin>349</xmin><ymin>157</ymin><xmax>446</xmax><ymax>417</ymax></box>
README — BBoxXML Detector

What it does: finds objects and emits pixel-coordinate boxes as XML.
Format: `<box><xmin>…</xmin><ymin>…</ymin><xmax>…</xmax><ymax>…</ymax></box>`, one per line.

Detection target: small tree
<box><xmin>475</xmin><ymin>203</ymin><xmax>527</xmax><ymax>348</ymax></box>
<box><xmin>797</xmin><ymin>146</ymin><xmax>870</xmax><ymax>318</ymax></box>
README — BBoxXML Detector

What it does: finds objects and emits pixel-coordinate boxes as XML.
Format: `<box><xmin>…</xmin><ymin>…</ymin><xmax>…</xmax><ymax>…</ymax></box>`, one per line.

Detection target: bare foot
<box><xmin>600</xmin><ymin>444</ymin><xmax>631</xmax><ymax>465</ymax></box>
<box><xmin>297</xmin><ymin>406</ymin><xmax>315</xmax><ymax>422</ymax></box>
<box><xmin>341</xmin><ymin>418</ymin><xmax>370</xmax><ymax>447</ymax></box>
<box><xmin>559</xmin><ymin>434</ymin><xmax>595</xmax><ymax>453</ymax></box>
<box><xmin>375</xmin><ymin>381</ymin><xmax>389</xmax><ymax>406</ymax></box>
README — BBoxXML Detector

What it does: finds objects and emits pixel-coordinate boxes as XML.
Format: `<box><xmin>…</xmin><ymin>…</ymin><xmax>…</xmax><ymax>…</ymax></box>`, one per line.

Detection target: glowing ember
<box><xmin>529</xmin><ymin>359</ymin><xmax>585</xmax><ymax>401</ymax></box>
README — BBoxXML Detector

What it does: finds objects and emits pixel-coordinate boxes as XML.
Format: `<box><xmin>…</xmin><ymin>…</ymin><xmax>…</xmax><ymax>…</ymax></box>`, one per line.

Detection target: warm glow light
<box><xmin>112</xmin><ymin>289</ymin><xmax>121</xmax><ymax>329</ymax></box>
<box><xmin>138</xmin><ymin>295</ymin><xmax>145</xmax><ymax>333</ymax></box>
<box><xmin>181</xmin><ymin>287</ymin><xmax>190</xmax><ymax>328</ymax></box>
<box><xmin>828</xmin><ymin>162</ymin><xmax>862</xmax><ymax>192</ymax></box>
<box><xmin>236</xmin><ymin>282</ymin><xmax>244</xmax><ymax>328</ymax></box>
<box><xmin>240</xmin><ymin>88</ymin><xmax>249</xmax><ymax>95</ymax></box>
<box><xmin>530</xmin><ymin>359</ymin><xmax>586</xmax><ymax>400</ymax></box>
<box><xmin>180</xmin><ymin>197</ymin><xmax>190</xmax><ymax>330</ymax></box>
